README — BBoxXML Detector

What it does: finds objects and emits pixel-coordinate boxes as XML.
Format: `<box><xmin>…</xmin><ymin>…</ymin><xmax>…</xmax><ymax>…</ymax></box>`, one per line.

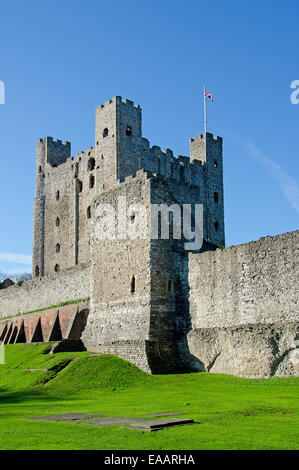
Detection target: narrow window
<box><xmin>87</xmin><ymin>206</ymin><xmax>91</xmax><ymax>219</ymax></box>
<box><xmin>54</xmin><ymin>264</ymin><xmax>60</xmax><ymax>272</ymax></box>
<box><xmin>88</xmin><ymin>157</ymin><xmax>95</xmax><ymax>171</ymax></box>
<box><xmin>167</xmin><ymin>279</ymin><xmax>172</xmax><ymax>294</ymax></box>
<box><xmin>35</xmin><ymin>266</ymin><xmax>39</xmax><ymax>277</ymax></box>
<box><xmin>55</xmin><ymin>217</ymin><xmax>60</xmax><ymax>227</ymax></box>
<box><xmin>214</xmin><ymin>192</ymin><xmax>219</xmax><ymax>203</ymax></box>
<box><xmin>76</xmin><ymin>180</ymin><xmax>83</xmax><ymax>193</ymax></box>
<box><xmin>180</xmin><ymin>163</ymin><xmax>184</xmax><ymax>180</ymax></box>
<box><xmin>130</xmin><ymin>275</ymin><xmax>136</xmax><ymax>294</ymax></box>
<box><xmin>214</xmin><ymin>160</ymin><xmax>218</xmax><ymax>168</ymax></box>
<box><xmin>56</xmin><ymin>190</ymin><xmax>60</xmax><ymax>201</ymax></box>
<box><xmin>38</xmin><ymin>166</ymin><xmax>42</xmax><ymax>173</ymax></box>
<box><xmin>89</xmin><ymin>174</ymin><xmax>95</xmax><ymax>188</ymax></box>
<box><xmin>214</xmin><ymin>221</ymin><xmax>219</xmax><ymax>232</ymax></box>
<box><xmin>103</xmin><ymin>128</ymin><xmax>108</xmax><ymax>138</ymax></box>
<box><xmin>130</xmin><ymin>210</ymin><xmax>135</xmax><ymax>223</ymax></box>
<box><xmin>55</xmin><ymin>243</ymin><xmax>60</xmax><ymax>253</ymax></box>
<box><xmin>126</xmin><ymin>125</ymin><xmax>132</xmax><ymax>136</ymax></box>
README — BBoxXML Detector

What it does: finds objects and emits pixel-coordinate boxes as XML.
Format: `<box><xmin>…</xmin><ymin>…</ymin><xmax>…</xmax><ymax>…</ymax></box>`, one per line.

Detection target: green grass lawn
<box><xmin>0</xmin><ymin>343</ymin><xmax>298</xmax><ymax>450</ymax></box>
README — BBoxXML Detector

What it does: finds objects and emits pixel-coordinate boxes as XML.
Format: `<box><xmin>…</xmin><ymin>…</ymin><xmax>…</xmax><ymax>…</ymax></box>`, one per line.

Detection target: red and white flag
<box><xmin>204</xmin><ymin>91</ymin><xmax>213</xmax><ymax>102</ymax></box>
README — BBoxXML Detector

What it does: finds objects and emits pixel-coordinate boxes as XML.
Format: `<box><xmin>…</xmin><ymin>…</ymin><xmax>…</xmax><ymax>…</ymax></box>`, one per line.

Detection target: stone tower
<box><xmin>33</xmin><ymin>138</ymin><xmax>71</xmax><ymax>278</ymax></box>
<box><xmin>32</xmin><ymin>96</ymin><xmax>225</xmax><ymax>281</ymax></box>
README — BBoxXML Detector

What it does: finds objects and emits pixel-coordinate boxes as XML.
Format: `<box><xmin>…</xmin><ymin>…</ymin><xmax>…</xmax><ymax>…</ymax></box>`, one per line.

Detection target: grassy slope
<box><xmin>0</xmin><ymin>343</ymin><xmax>298</xmax><ymax>450</ymax></box>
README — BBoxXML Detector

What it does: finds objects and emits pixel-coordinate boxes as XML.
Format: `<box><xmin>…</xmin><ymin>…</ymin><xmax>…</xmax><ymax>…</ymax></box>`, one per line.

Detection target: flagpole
<box><xmin>203</xmin><ymin>86</ymin><xmax>207</xmax><ymax>134</ymax></box>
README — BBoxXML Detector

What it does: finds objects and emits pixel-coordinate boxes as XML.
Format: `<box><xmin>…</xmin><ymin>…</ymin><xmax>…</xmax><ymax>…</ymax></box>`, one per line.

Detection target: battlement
<box><xmin>38</xmin><ymin>136</ymin><xmax>71</xmax><ymax>148</ymax></box>
<box><xmin>115</xmin><ymin>169</ymin><xmax>153</xmax><ymax>186</ymax></box>
<box><xmin>36</xmin><ymin>136</ymin><xmax>71</xmax><ymax>169</ymax></box>
<box><xmin>190</xmin><ymin>132</ymin><xmax>223</xmax><ymax>165</ymax></box>
<box><xmin>96</xmin><ymin>95</ymin><xmax>141</xmax><ymax>110</ymax></box>
<box><xmin>190</xmin><ymin>132</ymin><xmax>222</xmax><ymax>143</ymax></box>
<box><xmin>35</xmin><ymin>103</ymin><xmax>223</xmax><ymax>194</ymax></box>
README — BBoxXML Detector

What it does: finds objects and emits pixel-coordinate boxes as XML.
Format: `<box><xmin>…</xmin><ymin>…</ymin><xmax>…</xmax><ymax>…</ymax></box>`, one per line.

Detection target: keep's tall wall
<box><xmin>189</xmin><ymin>230</ymin><xmax>298</xmax><ymax>328</ymax></box>
<box><xmin>0</xmin><ymin>263</ymin><xmax>91</xmax><ymax>319</ymax></box>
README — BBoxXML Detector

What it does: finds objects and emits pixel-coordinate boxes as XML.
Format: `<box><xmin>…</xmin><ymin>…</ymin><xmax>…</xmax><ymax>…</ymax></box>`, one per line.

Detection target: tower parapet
<box><xmin>44</xmin><ymin>137</ymin><xmax>71</xmax><ymax>167</ymax></box>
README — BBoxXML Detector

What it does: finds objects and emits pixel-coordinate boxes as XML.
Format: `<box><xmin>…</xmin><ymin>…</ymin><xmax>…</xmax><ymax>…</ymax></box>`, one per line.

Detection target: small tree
<box><xmin>0</xmin><ymin>271</ymin><xmax>32</xmax><ymax>283</ymax></box>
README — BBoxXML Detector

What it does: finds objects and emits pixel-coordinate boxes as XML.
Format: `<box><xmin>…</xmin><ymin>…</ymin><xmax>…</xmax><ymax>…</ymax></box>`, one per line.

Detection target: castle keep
<box><xmin>33</xmin><ymin>96</ymin><xmax>224</xmax><ymax>277</ymax></box>
<box><xmin>0</xmin><ymin>97</ymin><xmax>298</xmax><ymax>378</ymax></box>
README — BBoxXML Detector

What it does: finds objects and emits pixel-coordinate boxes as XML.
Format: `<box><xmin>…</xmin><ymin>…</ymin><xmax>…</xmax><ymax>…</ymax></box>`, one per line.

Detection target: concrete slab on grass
<box><xmin>73</xmin><ymin>416</ymin><xmax>124</xmax><ymax>423</ymax></box>
<box><xmin>80</xmin><ymin>418</ymin><xmax>147</xmax><ymax>427</ymax></box>
<box><xmin>28</xmin><ymin>413</ymin><xmax>107</xmax><ymax>421</ymax></box>
<box><xmin>123</xmin><ymin>418</ymin><xmax>195</xmax><ymax>432</ymax></box>
<box><xmin>141</xmin><ymin>412</ymin><xmax>186</xmax><ymax>418</ymax></box>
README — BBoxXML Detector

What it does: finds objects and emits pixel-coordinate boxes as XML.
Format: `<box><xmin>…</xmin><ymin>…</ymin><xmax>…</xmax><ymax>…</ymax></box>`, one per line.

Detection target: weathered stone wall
<box><xmin>185</xmin><ymin>231</ymin><xmax>299</xmax><ymax>378</ymax></box>
<box><xmin>33</xmin><ymin>138</ymin><xmax>72</xmax><ymax>277</ymax></box>
<box><xmin>81</xmin><ymin>173</ymin><xmax>152</xmax><ymax>353</ymax></box>
<box><xmin>189</xmin><ymin>231</ymin><xmax>298</xmax><ymax>328</ymax></box>
<box><xmin>186</xmin><ymin>322</ymin><xmax>299</xmax><ymax>378</ymax></box>
<box><xmin>81</xmin><ymin>172</ymin><xmax>195</xmax><ymax>373</ymax></box>
<box><xmin>0</xmin><ymin>263</ymin><xmax>91</xmax><ymax>319</ymax></box>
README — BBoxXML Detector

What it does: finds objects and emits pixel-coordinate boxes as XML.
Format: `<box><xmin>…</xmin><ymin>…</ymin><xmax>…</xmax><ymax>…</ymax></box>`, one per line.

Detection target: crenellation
<box><xmin>118</xmin><ymin>168</ymin><xmax>153</xmax><ymax>186</ymax></box>
<box><xmin>124</xmin><ymin>174</ymin><xmax>135</xmax><ymax>184</ymax></box>
<box><xmin>190</xmin><ymin>133</ymin><xmax>222</xmax><ymax>142</ymax></box>
<box><xmin>141</xmin><ymin>137</ymin><xmax>150</xmax><ymax>149</ymax></box>
<box><xmin>123</xmin><ymin>98</ymin><xmax>134</xmax><ymax>106</ymax></box>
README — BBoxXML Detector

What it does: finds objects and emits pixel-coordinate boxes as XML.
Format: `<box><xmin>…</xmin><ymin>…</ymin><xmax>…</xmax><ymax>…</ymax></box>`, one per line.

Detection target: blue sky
<box><xmin>0</xmin><ymin>0</ymin><xmax>298</xmax><ymax>274</ymax></box>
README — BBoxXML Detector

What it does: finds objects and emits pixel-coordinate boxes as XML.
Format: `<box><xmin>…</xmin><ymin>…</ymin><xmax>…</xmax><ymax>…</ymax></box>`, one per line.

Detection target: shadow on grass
<box><xmin>0</xmin><ymin>387</ymin><xmax>74</xmax><ymax>406</ymax></box>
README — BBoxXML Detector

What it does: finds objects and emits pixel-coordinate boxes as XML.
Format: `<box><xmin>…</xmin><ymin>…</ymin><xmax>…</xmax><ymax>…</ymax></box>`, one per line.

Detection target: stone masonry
<box><xmin>0</xmin><ymin>96</ymin><xmax>298</xmax><ymax>378</ymax></box>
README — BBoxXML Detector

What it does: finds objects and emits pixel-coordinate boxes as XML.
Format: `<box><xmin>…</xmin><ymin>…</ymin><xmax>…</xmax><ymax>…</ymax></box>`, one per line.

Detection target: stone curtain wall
<box><xmin>0</xmin><ymin>263</ymin><xmax>91</xmax><ymax>319</ymax></box>
<box><xmin>186</xmin><ymin>322</ymin><xmax>299</xmax><ymax>378</ymax></box>
<box><xmin>189</xmin><ymin>231</ymin><xmax>298</xmax><ymax>328</ymax></box>
<box><xmin>186</xmin><ymin>231</ymin><xmax>299</xmax><ymax>378</ymax></box>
